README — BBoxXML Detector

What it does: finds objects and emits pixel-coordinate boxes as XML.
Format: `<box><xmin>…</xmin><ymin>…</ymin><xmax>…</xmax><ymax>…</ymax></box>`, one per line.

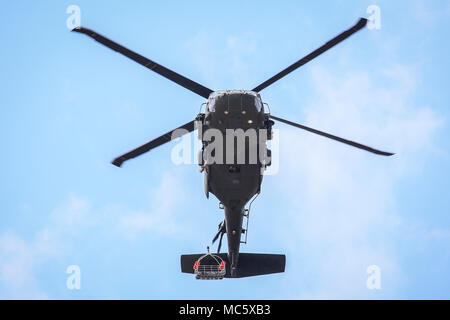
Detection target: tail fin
<box><xmin>181</xmin><ymin>253</ymin><xmax>285</xmax><ymax>278</ymax></box>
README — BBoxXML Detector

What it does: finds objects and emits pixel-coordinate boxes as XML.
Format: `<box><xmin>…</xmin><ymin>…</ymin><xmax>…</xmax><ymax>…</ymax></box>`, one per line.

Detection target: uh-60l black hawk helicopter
<box><xmin>73</xmin><ymin>17</ymin><xmax>393</xmax><ymax>279</ymax></box>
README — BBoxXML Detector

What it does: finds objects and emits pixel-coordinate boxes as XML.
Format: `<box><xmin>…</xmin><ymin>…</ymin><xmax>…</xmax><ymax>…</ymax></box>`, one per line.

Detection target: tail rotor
<box><xmin>212</xmin><ymin>220</ymin><xmax>226</xmax><ymax>253</ymax></box>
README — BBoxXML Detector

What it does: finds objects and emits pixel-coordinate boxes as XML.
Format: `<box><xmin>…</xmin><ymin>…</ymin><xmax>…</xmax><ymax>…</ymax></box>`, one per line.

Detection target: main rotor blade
<box><xmin>112</xmin><ymin>120</ymin><xmax>196</xmax><ymax>167</ymax></box>
<box><xmin>252</xmin><ymin>18</ymin><xmax>368</xmax><ymax>92</ymax></box>
<box><xmin>270</xmin><ymin>115</ymin><xmax>394</xmax><ymax>156</ymax></box>
<box><xmin>72</xmin><ymin>27</ymin><xmax>214</xmax><ymax>99</ymax></box>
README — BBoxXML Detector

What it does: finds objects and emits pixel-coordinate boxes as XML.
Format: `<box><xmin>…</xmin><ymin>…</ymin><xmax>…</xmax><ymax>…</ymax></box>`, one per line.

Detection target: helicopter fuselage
<box><xmin>199</xmin><ymin>90</ymin><xmax>272</xmax><ymax>274</ymax></box>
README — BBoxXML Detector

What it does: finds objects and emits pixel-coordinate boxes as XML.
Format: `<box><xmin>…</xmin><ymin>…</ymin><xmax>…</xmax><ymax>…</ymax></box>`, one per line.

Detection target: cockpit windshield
<box><xmin>207</xmin><ymin>90</ymin><xmax>262</xmax><ymax>113</ymax></box>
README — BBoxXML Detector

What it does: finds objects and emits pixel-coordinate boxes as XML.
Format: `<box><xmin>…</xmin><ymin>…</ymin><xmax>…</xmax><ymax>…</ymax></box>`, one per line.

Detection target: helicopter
<box><xmin>73</xmin><ymin>17</ymin><xmax>393</xmax><ymax>279</ymax></box>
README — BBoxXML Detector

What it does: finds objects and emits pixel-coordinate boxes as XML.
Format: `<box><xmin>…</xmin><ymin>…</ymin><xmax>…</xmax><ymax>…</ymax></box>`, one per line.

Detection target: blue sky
<box><xmin>0</xmin><ymin>0</ymin><xmax>449</xmax><ymax>299</ymax></box>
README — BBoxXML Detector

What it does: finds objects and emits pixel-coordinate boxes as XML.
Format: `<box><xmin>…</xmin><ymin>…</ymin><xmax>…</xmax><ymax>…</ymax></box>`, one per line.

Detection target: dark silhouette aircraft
<box><xmin>73</xmin><ymin>17</ymin><xmax>393</xmax><ymax>278</ymax></box>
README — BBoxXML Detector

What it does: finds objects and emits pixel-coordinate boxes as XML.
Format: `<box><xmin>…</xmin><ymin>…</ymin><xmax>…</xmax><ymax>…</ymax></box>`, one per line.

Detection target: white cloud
<box><xmin>0</xmin><ymin>233</ymin><xmax>49</xmax><ymax>299</ymax></box>
<box><xmin>411</xmin><ymin>0</ymin><xmax>450</xmax><ymax>27</ymax></box>
<box><xmin>0</xmin><ymin>173</ymin><xmax>189</xmax><ymax>298</ymax></box>
<box><xmin>0</xmin><ymin>196</ymin><xmax>90</xmax><ymax>299</ymax></box>
<box><xmin>271</xmin><ymin>64</ymin><xmax>442</xmax><ymax>298</ymax></box>
<box><xmin>225</xmin><ymin>34</ymin><xmax>257</xmax><ymax>87</ymax></box>
<box><xmin>184</xmin><ymin>31</ymin><xmax>220</xmax><ymax>87</ymax></box>
<box><xmin>118</xmin><ymin>173</ymin><xmax>188</xmax><ymax>239</ymax></box>
<box><xmin>185</xmin><ymin>31</ymin><xmax>258</xmax><ymax>89</ymax></box>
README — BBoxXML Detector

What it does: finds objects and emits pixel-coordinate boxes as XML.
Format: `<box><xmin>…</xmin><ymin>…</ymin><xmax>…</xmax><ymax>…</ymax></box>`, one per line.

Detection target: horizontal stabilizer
<box><xmin>181</xmin><ymin>253</ymin><xmax>285</xmax><ymax>278</ymax></box>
